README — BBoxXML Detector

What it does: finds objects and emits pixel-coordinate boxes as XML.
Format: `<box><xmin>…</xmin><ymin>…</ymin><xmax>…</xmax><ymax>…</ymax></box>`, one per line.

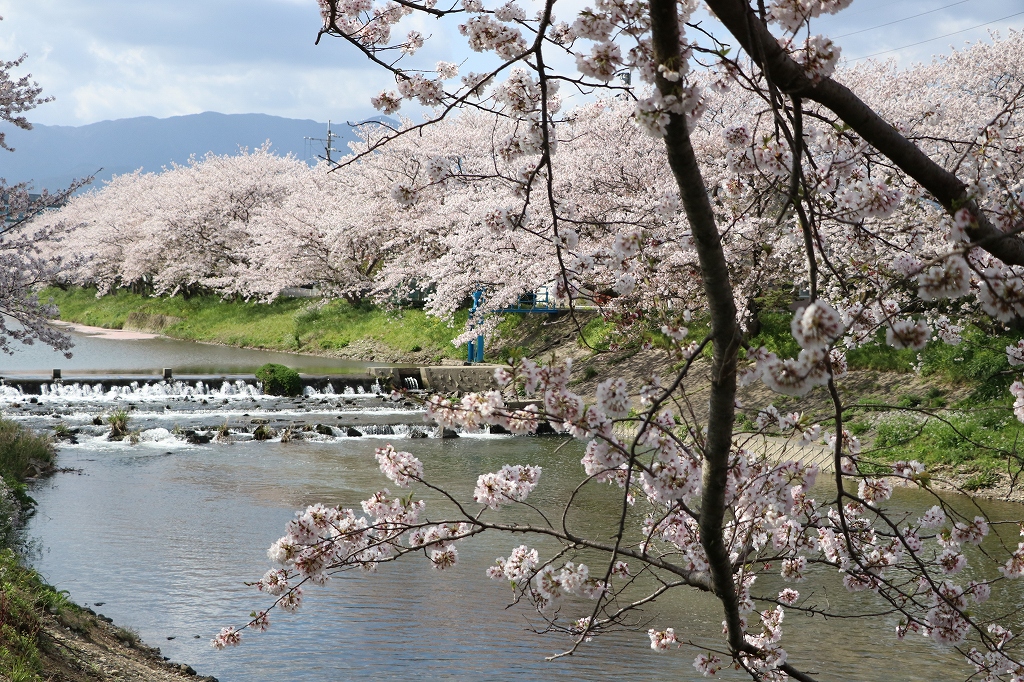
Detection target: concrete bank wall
<box><xmin>369</xmin><ymin>365</ymin><xmax>502</xmax><ymax>393</ymax></box>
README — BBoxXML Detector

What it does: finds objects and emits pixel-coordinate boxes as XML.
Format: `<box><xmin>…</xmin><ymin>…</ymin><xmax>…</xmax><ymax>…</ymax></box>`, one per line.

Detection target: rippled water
<box><xmin>26</xmin><ymin>430</ymin><xmax>1024</xmax><ymax>681</ymax></box>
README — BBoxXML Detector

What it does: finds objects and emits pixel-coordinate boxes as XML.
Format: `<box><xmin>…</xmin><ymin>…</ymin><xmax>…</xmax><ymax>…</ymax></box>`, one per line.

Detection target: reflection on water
<box><xmin>27</xmin><ymin>436</ymin><xmax>1023</xmax><ymax>681</ymax></box>
<box><xmin>0</xmin><ymin>328</ymin><xmax>383</xmax><ymax>375</ymax></box>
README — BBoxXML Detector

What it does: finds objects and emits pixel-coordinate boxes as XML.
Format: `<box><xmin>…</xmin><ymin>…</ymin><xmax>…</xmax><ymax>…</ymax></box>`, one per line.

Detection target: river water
<box><xmin>7</xmin><ymin>332</ymin><xmax>1024</xmax><ymax>680</ymax></box>
<box><xmin>1</xmin><ymin>324</ymin><xmax>380</xmax><ymax>376</ymax></box>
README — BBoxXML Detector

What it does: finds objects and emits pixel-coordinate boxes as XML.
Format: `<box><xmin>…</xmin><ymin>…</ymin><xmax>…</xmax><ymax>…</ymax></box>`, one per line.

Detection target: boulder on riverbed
<box><xmin>184</xmin><ymin>430</ymin><xmax>212</xmax><ymax>445</ymax></box>
<box><xmin>252</xmin><ymin>425</ymin><xmax>276</xmax><ymax>441</ymax></box>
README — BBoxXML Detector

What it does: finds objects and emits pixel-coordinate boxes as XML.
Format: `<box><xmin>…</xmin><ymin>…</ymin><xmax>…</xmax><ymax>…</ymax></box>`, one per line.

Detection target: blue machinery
<box><xmin>466</xmin><ymin>288</ymin><xmax>560</xmax><ymax>363</ymax></box>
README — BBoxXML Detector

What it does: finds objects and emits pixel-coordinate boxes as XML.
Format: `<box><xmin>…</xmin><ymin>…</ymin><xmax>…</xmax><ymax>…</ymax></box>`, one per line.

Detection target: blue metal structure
<box><xmin>496</xmin><ymin>286</ymin><xmax>560</xmax><ymax>314</ymax></box>
<box><xmin>467</xmin><ymin>290</ymin><xmax>486</xmax><ymax>363</ymax></box>
<box><xmin>467</xmin><ymin>287</ymin><xmax>560</xmax><ymax>363</ymax></box>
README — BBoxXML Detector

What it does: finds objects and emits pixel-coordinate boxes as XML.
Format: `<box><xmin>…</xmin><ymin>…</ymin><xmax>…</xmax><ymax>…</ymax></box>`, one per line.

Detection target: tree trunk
<box><xmin>650</xmin><ymin>0</ymin><xmax>745</xmax><ymax>656</ymax></box>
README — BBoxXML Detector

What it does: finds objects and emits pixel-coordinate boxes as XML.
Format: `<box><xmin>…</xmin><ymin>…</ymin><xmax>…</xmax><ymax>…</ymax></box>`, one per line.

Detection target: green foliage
<box><xmin>106</xmin><ymin>410</ymin><xmax>130</xmax><ymax>440</ymax></box>
<box><xmin>51</xmin><ymin>423</ymin><xmax>73</xmax><ymax>439</ymax></box>
<box><xmin>255</xmin><ymin>363</ymin><xmax>302</xmax><ymax>396</ymax></box>
<box><xmin>43</xmin><ymin>286</ymin><xmax>468</xmax><ymax>359</ymax></box>
<box><xmin>0</xmin><ymin>548</ymin><xmax>75</xmax><ymax>682</ymax></box>
<box><xmin>874</xmin><ymin>415</ymin><xmax>923</xmax><ymax>449</ymax></box>
<box><xmin>918</xmin><ymin>325</ymin><xmax>1019</xmax><ymax>402</ymax></box>
<box><xmin>847</xmin><ymin>419</ymin><xmax>872</xmax><ymax>436</ymax></box>
<box><xmin>744</xmin><ymin>310</ymin><xmax>1023</xmax><ymax>388</ymax></box>
<box><xmin>897</xmin><ymin>394</ymin><xmax>922</xmax><ymax>408</ymax></box>
<box><xmin>0</xmin><ymin>420</ymin><xmax>55</xmax><ymax>549</ymax></box>
<box><xmin>0</xmin><ymin>420</ymin><xmax>102</xmax><ymax>681</ymax></box>
<box><xmin>0</xmin><ymin>420</ymin><xmax>55</xmax><ymax>482</ymax></box>
<box><xmin>963</xmin><ymin>469</ymin><xmax>1000</xmax><ymax>491</ymax></box>
<box><xmin>579</xmin><ymin>317</ymin><xmax>616</xmax><ymax>350</ymax></box>
<box><xmin>113</xmin><ymin>626</ymin><xmax>141</xmax><ymax>647</ymax></box>
<box><xmin>745</xmin><ymin>311</ymin><xmax>801</xmax><ymax>359</ymax></box>
<box><xmin>872</xmin><ymin>409</ymin><xmax>1022</xmax><ymax>469</ymax></box>
<box><xmin>252</xmin><ymin>424</ymin><xmax>277</xmax><ymax>440</ymax></box>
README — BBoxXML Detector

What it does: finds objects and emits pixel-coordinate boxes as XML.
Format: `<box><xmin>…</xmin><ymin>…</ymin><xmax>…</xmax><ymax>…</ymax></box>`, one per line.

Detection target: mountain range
<box><xmin>0</xmin><ymin>112</ymin><xmax>369</xmax><ymax>192</ymax></box>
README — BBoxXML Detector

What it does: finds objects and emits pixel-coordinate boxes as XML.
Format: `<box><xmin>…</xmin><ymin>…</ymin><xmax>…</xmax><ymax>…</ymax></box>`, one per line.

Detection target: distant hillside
<box><xmin>0</xmin><ymin>112</ymin><xmax>381</xmax><ymax>191</ymax></box>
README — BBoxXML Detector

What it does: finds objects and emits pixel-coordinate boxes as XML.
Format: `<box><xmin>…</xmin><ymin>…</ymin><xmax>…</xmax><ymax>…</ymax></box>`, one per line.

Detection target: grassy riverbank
<box><xmin>0</xmin><ymin>419</ymin><xmax>65</xmax><ymax>680</ymax></box>
<box><xmin>42</xmin><ymin>285</ymin><xmax>1024</xmax><ymax>487</ymax></box>
<box><xmin>0</xmin><ymin>420</ymin><xmax>205</xmax><ymax>681</ymax></box>
<box><xmin>44</xmin><ymin>287</ymin><xmax>469</xmax><ymax>362</ymax></box>
<box><xmin>500</xmin><ymin>308</ymin><xmax>1024</xmax><ymax>490</ymax></box>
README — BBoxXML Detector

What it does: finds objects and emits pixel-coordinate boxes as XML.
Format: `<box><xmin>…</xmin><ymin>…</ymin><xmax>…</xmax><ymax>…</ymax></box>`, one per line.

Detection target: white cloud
<box><xmin>0</xmin><ymin>0</ymin><xmax>1022</xmax><ymax>126</ymax></box>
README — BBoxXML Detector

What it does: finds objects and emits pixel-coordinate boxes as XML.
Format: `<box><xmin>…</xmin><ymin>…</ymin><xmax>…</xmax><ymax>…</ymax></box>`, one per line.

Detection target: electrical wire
<box><xmin>832</xmin><ymin>0</ymin><xmax>921</xmax><ymax>20</ymax></box>
<box><xmin>831</xmin><ymin>0</ymin><xmax>972</xmax><ymax>39</ymax></box>
<box><xmin>849</xmin><ymin>9</ymin><xmax>1024</xmax><ymax>61</ymax></box>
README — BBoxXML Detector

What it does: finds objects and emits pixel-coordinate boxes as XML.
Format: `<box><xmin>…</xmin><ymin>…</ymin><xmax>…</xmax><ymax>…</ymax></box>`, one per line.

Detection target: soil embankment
<box><xmin>35</xmin><ymin>605</ymin><xmax>215</xmax><ymax>682</ymax></box>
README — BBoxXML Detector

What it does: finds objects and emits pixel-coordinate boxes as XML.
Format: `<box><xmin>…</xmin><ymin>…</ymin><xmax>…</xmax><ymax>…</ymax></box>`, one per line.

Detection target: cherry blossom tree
<box><xmin>40</xmin><ymin>145</ymin><xmax>422</xmax><ymax>305</ymax></box>
<box><xmin>23</xmin><ymin>3</ymin><xmax>1024</xmax><ymax>674</ymax></box>
<box><xmin>207</xmin><ymin>1</ymin><xmax>1024</xmax><ymax>679</ymax></box>
<box><xmin>43</xmin><ymin>148</ymin><xmax>308</xmax><ymax>300</ymax></box>
<box><xmin>0</xmin><ymin>15</ymin><xmax>78</xmax><ymax>356</ymax></box>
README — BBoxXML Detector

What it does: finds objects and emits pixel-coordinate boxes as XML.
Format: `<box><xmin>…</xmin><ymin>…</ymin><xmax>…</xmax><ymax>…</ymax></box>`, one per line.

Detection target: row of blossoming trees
<box><xmin>31</xmin><ymin>147</ymin><xmax>407</xmax><ymax>305</ymax></box>
<box><xmin>35</xmin><ymin>34</ymin><xmax>1024</xmax><ymax>348</ymax></box>
<box><xmin>29</xmin><ymin>0</ymin><xmax>1024</xmax><ymax>676</ymax></box>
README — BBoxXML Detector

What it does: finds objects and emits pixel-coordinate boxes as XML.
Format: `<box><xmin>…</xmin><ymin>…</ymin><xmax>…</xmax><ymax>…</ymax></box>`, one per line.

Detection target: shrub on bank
<box><xmin>0</xmin><ymin>419</ymin><xmax>56</xmax><ymax>548</ymax></box>
<box><xmin>256</xmin><ymin>363</ymin><xmax>302</xmax><ymax>396</ymax></box>
<box><xmin>0</xmin><ymin>419</ymin><xmax>55</xmax><ymax>482</ymax></box>
<box><xmin>0</xmin><ymin>420</ymin><xmax>65</xmax><ymax>681</ymax></box>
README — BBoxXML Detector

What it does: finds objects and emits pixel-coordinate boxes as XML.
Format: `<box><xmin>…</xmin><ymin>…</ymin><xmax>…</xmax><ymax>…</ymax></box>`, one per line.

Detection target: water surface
<box><xmin>27</xmin><ymin>434</ymin><xmax>1016</xmax><ymax>681</ymax></box>
<box><xmin>16</xmin><ymin>331</ymin><xmax>1022</xmax><ymax>681</ymax></box>
<box><xmin>0</xmin><ymin>326</ymin><xmax>384</xmax><ymax>376</ymax></box>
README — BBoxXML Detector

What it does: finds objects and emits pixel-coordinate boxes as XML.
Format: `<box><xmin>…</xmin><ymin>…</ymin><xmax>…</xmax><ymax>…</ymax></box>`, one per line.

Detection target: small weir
<box><xmin>0</xmin><ymin>359</ymin><xmax>512</xmax><ymax>448</ymax></box>
<box><xmin>0</xmin><ymin>371</ymin><xmax>520</xmax><ymax>445</ymax></box>
<box><xmin>0</xmin><ymin>374</ymin><xmax>385</xmax><ymax>398</ymax></box>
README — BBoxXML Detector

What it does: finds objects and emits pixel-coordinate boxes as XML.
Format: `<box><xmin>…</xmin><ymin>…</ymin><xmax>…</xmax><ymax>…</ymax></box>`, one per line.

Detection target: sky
<box><xmin>1</xmin><ymin>0</ymin><xmax>1023</xmax><ymax>127</ymax></box>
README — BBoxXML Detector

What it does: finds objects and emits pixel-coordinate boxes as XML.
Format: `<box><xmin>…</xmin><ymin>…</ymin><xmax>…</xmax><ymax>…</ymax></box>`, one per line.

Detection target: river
<box><xmin>7</xmin><ymin>330</ymin><xmax>1024</xmax><ymax>680</ymax></box>
<box><xmin>1</xmin><ymin>323</ymin><xmax>382</xmax><ymax>376</ymax></box>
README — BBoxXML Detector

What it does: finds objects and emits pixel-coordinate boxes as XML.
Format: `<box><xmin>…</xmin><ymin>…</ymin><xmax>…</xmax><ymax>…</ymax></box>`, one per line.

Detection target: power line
<box><xmin>831</xmin><ymin>0</ymin><xmax>926</xmax><ymax>22</ymax></box>
<box><xmin>832</xmin><ymin>0</ymin><xmax>971</xmax><ymax>39</ymax></box>
<box><xmin>850</xmin><ymin>9</ymin><xmax>1024</xmax><ymax>61</ymax></box>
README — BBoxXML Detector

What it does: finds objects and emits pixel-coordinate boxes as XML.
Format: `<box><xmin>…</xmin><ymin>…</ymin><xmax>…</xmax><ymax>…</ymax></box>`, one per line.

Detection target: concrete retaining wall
<box><xmin>369</xmin><ymin>365</ymin><xmax>502</xmax><ymax>393</ymax></box>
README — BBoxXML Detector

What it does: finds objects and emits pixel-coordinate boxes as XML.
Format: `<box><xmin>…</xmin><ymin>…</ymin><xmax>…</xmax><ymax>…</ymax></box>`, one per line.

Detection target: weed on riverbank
<box><xmin>0</xmin><ymin>421</ymin><xmax>67</xmax><ymax>681</ymax></box>
<box><xmin>0</xmin><ymin>420</ymin><xmax>55</xmax><ymax>482</ymax></box>
<box><xmin>44</xmin><ymin>286</ymin><xmax>469</xmax><ymax>361</ymax></box>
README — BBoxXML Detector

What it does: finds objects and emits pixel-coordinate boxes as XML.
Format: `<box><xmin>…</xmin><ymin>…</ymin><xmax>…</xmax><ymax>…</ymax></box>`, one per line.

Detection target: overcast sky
<box><xmin>2</xmin><ymin>0</ymin><xmax>1023</xmax><ymax>127</ymax></box>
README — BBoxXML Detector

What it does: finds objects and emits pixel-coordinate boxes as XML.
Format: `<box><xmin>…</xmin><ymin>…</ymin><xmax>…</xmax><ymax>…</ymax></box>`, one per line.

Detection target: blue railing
<box><xmin>466</xmin><ymin>287</ymin><xmax>561</xmax><ymax>363</ymax></box>
<box><xmin>496</xmin><ymin>287</ymin><xmax>559</xmax><ymax>313</ymax></box>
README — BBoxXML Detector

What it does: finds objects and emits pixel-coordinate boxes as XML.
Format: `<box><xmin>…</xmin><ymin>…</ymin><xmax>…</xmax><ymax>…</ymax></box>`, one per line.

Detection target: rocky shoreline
<box><xmin>38</xmin><ymin>601</ymin><xmax>217</xmax><ymax>682</ymax></box>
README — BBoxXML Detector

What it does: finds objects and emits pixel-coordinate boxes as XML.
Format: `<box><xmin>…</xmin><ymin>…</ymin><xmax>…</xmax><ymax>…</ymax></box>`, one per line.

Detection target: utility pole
<box><xmin>304</xmin><ymin>120</ymin><xmax>340</xmax><ymax>165</ymax></box>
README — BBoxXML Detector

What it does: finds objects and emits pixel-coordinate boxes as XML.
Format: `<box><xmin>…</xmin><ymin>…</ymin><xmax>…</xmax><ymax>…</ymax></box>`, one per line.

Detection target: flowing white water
<box><xmin>0</xmin><ymin>378</ymin><xmax>384</xmax><ymax>404</ymax></box>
